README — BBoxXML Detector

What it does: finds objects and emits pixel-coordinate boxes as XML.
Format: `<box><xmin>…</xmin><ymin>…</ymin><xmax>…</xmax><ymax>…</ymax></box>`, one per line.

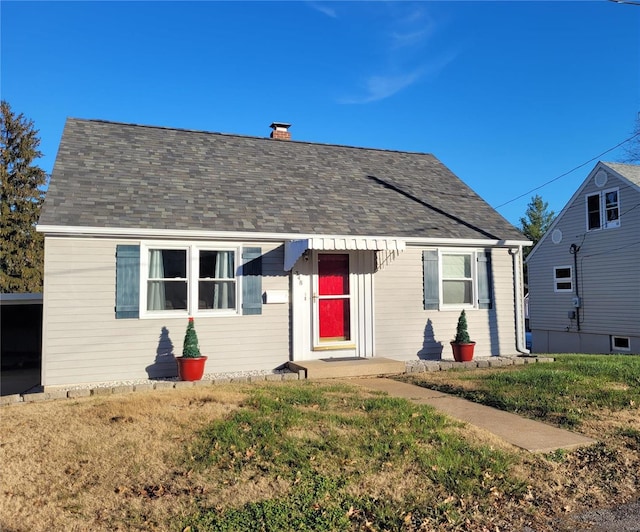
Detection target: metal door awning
<box><xmin>284</xmin><ymin>237</ymin><xmax>406</xmax><ymax>271</ymax></box>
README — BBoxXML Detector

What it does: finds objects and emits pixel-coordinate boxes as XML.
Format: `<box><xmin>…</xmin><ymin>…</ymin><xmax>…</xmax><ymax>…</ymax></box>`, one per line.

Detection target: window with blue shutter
<box><xmin>477</xmin><ymin>251</ymin><xmax>492</xmax><ymax>309</ymax></box>
<box><xmin>115</xmin><ymin>245</ymin><xmax>140</xmax><ymax>319</ymax></box>
<box><xmin>242</xmin><ymin>247</ymin><xmax>262</xmax><ymax>315</ymax></box>
<box><xmin>422</xmin><ymin>250</ymin><xmax>439</xmax><ymax>310</ymax></box>
<box><xmin>422</xmin><ymin>249</ymin><xmax>493</xmax><ymax>310</ymax></box>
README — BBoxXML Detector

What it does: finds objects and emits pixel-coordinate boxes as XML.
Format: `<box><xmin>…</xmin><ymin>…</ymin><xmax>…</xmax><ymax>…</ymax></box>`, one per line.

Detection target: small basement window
<box><xmin>611</xmin><ymin>336</ymin><xmax>630</xmax><ymax>352</ymax></box>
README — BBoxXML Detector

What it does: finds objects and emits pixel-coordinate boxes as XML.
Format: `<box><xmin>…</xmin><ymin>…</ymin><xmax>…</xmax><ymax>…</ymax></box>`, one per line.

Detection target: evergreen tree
<box><xmin>1</xmin><ymin>101</ymin><xmax>47</xmax><ymax>292</ymax></box>
<box><xmin>520</xmin><ymin>194</ymin><xmax>555</xmax><ymax>261</ymax></box>
<box><xmin>182</xmin><ymin>317</ymin><xmax>201</xmax><ymax>358</ymax></box>
<box><xmin>454</xmin><ymin>309</ymin><xmax>471</xmax><ymax>344</ymax></box>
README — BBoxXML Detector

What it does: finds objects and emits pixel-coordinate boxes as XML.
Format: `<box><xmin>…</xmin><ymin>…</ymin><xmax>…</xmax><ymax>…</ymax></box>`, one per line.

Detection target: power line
<box><xmin>494</xmin><ymin>132</ymin><xmax>640</xmax><ymax>210</ymax></box>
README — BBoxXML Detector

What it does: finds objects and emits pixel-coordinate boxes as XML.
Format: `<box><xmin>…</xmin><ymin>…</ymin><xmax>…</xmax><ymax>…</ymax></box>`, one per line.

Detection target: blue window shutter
<box><xmin>115</xmin><ymin>245</ymin><xmax>140</xmax><ymax>319</ymax></box>
<box><xmin>477</xmin><ymin>250</ymin><xmax>492</xmax><ymax>309</ymax></box>
<box><xmin>422</xmin><ymin>250</ymin><xmax>439</xmax><ymax>310</ymax></box>
<box><xmin>242</xmin><ymin>247</ymin><xmax>262</xmax><ymax>315</ymax></box>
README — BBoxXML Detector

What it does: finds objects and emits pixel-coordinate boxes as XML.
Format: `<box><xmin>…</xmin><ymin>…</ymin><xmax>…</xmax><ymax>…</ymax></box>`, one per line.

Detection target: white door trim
<box><xmin>291</xmin><ymin>250</ymin><xmax>375</xmax><ymax>361</ymax></box>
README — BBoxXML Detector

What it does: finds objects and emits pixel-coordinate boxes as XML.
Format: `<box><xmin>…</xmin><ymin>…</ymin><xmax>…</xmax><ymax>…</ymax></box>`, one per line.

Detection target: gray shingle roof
<box><xmin>39</xmin><ymin>119</ymin><xmax>525</xmax><ymax>241</ymax></box>
<box><xmin>602</xmin><ymin>162</ymin><xmax>640</xmax><ymax>186</ymax></box>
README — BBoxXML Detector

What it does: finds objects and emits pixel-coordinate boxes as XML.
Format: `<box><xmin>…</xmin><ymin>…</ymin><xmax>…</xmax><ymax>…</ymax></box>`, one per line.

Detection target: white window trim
<box><xmin>611</xmin><ymin>336</ymin><xmax>631</xmax><ymax>353</ymax></box>
<box><xmin>603</xmin><ymin>187</ymin><xmax>621</xmax><ymax>229</ymax></box>
<box><xmin>140</xmin><ymin>241</ymin><xmax>242</xmax><ymax>319</ymax></box>
<box><xmin>438</xmin><ymin>249</ymin><xmax>478</xmax><ymax>310</ymax></box>
<box><xmin>585</xmin><ymin>187</ymin><xmax>620</xmax><ymax>231</ymax></box>
<box><xmin>553</xmin><ymin>265</ymin><xmax>573</xmax><ymax>293</ymax></box>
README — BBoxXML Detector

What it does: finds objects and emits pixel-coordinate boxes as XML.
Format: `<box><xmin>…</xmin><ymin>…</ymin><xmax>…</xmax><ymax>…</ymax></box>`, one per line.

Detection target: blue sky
<box><xmin>2</xmin><ymin>1</ymin><xmax>639</xmax><ymax>227</ymax></box>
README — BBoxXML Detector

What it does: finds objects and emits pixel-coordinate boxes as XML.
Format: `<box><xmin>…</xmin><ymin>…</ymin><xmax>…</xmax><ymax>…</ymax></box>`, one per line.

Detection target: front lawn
<box><xmin>1</xmin><ymin>355</ymin><xmax>638</xmax><ymax>531</ymax></box>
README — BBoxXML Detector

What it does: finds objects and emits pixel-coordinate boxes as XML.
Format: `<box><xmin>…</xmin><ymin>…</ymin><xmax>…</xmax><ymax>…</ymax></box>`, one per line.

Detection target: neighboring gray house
<box><xmin>37</xmin><ymin>119</ymin><xmax>530</xmax><ymax>387</ymax></box>
<box><xmin>527</xmin><ymin>161</ymin><xmax>640</xmax><ymax>354</ymax></box>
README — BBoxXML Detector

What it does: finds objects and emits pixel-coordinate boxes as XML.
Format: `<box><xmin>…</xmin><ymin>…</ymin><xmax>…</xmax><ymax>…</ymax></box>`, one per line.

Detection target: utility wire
<box><xmin>494</xmin><ymin>132</ymin><xmax>640</xmax><ymax>209</ymax></box>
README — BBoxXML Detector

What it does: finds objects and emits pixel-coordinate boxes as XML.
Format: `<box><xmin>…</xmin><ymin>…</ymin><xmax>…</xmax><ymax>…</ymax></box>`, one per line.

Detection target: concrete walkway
<box><xmin>349</xmin><ymin>378</ymin><xmax>596</xmax><ymax>453</ymax></box>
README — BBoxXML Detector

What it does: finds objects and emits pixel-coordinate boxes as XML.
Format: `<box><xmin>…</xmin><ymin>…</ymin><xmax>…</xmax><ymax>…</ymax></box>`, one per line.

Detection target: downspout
<box><xmin>570</xmin><ymin>243</ymin><xmax>581</xmax><ymax>331</ymax></box>
<box><xmin>510</xmin><ymin>246</ymin><xmax>529</xmax><ymax>354</ymax></box>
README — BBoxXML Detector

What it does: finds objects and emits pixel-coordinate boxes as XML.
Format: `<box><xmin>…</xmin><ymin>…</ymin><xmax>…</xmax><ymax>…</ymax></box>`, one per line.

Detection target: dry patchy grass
<box><xmin>1</xmin><ymin>369</ymin><xmax>638</xmax><ymax>531</ymax></box>
<box><xmin>0</xmin><ymin>387</ymin><xmax>247</xmax><ymax>531</ymax></box>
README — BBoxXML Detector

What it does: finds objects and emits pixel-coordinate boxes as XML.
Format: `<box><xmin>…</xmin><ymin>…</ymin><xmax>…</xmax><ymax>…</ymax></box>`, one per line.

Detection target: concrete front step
<box><xmin>287</xmin><ymin>357</ymin><xmax>406</xmax><ymax>379</ymax></box>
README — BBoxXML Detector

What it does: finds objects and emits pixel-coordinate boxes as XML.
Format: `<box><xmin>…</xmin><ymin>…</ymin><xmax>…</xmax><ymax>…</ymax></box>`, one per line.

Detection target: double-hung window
<box><xmin>198</xmin><ymin>250</ymin><xmax>236</xmax><ymax>310</ymax></box>
<box><xmin>147</xmin><ymin>248</ymin><xmax>188</xmax><ymax>311</ymax></box>
<box><xmin>441</xmin><ymin>253</ymin><xmax>473</xmax><ymax>305</ymax></box>
<box><xmin>423</xmin><ymin>249</ymin><xmax>492</xmax><ymax>310</ymax></box>
<box><xmin>586</xmin><ymin>188</ymin><xmax>620</xmax><ymax>231</ymax></box>
<box><xmin>141</xmin><ymin>243</ymin><xmax>239</xmax><ymax>317</ymax></box>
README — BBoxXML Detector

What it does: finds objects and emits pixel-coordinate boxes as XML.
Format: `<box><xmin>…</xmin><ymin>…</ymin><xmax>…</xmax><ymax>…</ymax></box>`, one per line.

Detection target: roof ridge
<box><xmin>66</xmin><ymin>117</ymin><xmax>436</xmax><ymax>157</ymax></box>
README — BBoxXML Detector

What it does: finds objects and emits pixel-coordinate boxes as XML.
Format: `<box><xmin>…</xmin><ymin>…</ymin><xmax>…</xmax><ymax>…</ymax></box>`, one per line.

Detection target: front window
<box><xmin>198</xmin><ymin>250</ymin><xmax>236</xmax><ymax>310</ymax></box>
<box><xmin>554</xmin><ymin>266</ymin><xmax>573</xmax><ymax>292</ymax></box>
<box><xmin>147</xmin><ymin>249</ymin><xmax>188</xmax><ymax>311</ymax></box>
<box><xmin>441</xmin><ymin>253</ymin><xmax>473</xmax><ymax>305</ymax></box>
<box><xmin>142</xmin><ymin>243</ymin><xmax>239</xmax><ymax>316</ymax></box>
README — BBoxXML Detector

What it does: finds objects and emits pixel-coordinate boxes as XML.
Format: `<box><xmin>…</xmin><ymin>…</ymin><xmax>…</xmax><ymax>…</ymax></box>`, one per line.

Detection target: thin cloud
<box><xmin>338</xmin><ymin>4</ymin><xmax>456</xmax><ymax>104</ymax></box>
<box><xmin>340</xmin><ymin>69</ymin><xmax>423</xmax><ymax>105</ymax></box>
<box><xmin>390</xmin><ymin>28</ymin><xmax>431</xmax><ymax>49</ymax></box>
<box><xmin>307</xmin><ymin>2</ymin><xmax>338</xmax><ymax>18</ymax></box>
<box><xmin>340</xmin><ymin>51</ymin><xmax>458</xmax><ymax>105</ymax></box>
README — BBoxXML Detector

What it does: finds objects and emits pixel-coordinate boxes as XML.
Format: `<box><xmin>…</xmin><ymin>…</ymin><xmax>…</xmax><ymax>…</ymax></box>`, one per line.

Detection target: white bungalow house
<box><xmin>36</xmin><ymin>119</ymin><xmax>530</xmax><ymax>387</ymax></box>
<box><xmin>526</xmin><ymin>162</ymin><xmax>640</xmax><ymax>354</ymax></box>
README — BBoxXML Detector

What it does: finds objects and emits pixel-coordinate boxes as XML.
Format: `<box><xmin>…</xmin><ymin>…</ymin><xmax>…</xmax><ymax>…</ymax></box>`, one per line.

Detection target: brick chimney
<box><xmin>270</xmin><ymin>122</ymin><xmax>291</xmax><ymax>140</ymax></box>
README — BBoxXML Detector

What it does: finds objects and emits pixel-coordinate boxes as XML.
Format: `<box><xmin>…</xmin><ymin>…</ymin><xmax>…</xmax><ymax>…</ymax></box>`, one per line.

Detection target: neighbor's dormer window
<box><xmin>586</xmin><ymin>188</ymin><xmax>620</xmax><ymax>231</ymax></box>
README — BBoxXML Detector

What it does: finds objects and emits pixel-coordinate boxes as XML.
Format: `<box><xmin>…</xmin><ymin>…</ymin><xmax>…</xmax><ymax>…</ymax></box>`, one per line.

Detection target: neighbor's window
<box><xmin>586</xmin><ymin>193</ymin><xmax>601</xmax><ymax>230</ymax></box>
<box><xmin>611</xmin><ymin>336</ymin><xmax>630</xmax><ymax>352</ymax></box>
<box><xmin>442</xmin><ymin>252</ymin><xmax>473</xmax><ymax>305</ymax></box>
<box><xmin>143</xmin><ymin>244</ymin><xmax>238</xmax><ymax>316</ymax></box>
<box><xmin>586</xmin><ymin>188</ymin><xmax>620</xmax><ymax>231</ymax></box>
<box><xmin>554</xmin><ymin>266</ymin><xmax>573</xmax><ymax>292</ymax></box>
<box><xmin>604</xmin><ymin>189</ymin><xmax>620</xmax><ymax>228</ymax></box>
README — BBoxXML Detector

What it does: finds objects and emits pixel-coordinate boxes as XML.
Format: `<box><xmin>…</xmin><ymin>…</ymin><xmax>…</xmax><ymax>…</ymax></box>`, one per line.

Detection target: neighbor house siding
<box><xmin>528</xmin><ymin>171</ymin><xmax>640</xmax><ymax>353</ymax></box>
<box><xmin>42</xmin><ymin>237</ymin><xmax>290</xmax><ymax>386</ymax></box>
<box><xmin>374</xmin><ymin>246</ymin><xmax>518</xmax><ymax>360</ymax></box>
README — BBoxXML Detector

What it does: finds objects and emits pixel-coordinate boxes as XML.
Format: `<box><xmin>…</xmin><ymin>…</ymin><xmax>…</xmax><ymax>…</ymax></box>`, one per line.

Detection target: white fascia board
<box><xmin>36</xmin><ymin>224</ymin><xmax>530</xmax><ymax>247</ymax></box>
<box><xmin>404</xmin><ymin>238</ymin><xmax>531</xmax><ymax>247</ymax></box>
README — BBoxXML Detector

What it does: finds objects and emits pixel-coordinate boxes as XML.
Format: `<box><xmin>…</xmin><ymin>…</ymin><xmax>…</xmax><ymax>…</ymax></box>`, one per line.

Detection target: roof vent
<box><xmin>270</xmin><ymin>122</ymin><xmax>291</xmax><ymax>140</ymax></box>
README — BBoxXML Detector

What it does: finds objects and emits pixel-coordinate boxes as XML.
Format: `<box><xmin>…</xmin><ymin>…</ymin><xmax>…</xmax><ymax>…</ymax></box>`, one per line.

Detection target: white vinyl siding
<box><xmin>41</xmin><ymin>237</ymin><xmax>289</xmax><ymax>387</ymax></box>
<box><xmin>375</xmin><ymin>246</ymin><xmax>517</xmax><ymax>360</ymax></box>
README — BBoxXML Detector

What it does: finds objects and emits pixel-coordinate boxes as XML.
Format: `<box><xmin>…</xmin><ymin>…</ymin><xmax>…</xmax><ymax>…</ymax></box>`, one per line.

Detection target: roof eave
<box><xmin>36</xmin><ymin>224</ymin><xmax>530</xmax><ymax>247</ymax></box>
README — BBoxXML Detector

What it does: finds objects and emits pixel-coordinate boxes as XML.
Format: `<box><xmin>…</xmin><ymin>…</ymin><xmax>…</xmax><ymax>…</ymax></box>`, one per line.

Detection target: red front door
<box><xmin>317</xmin><ymin>254</ymin><xmax>351</xmax><ymax>343</ymax></box>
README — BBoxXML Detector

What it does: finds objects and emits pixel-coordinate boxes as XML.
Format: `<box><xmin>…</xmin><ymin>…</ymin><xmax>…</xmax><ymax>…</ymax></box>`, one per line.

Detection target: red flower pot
<box><xmin>176</xmin><ymin>356</ymin><xmax>207</xmax><ymax>381</ymax></box>
<box><xmin>450</xmin><ymin>342</ymin><xmax>475</xmax><ymax>362</ymax></box>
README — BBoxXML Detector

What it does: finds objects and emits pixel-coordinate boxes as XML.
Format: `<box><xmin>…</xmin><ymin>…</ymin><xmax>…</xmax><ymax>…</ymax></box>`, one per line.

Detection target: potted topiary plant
<box><xmin>176</xmin><ymin>317</ymin><xmax>207</xmax><ymax>381</ymax></box>
<box><xmin>450</xmin><ymin>309</ymin><xmax>475</xmax><ymax>362</ymax></box>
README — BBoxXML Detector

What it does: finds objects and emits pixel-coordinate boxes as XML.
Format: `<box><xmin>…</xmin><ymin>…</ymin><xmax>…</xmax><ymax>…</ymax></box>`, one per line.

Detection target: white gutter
<box><xmin>36</xmin><ymin>224</ymin><xmax>531</xmax><ymax>248</ymax></box>
<box><xmin>510</xmin><ymin>246</ymin><xmax>530</xmax><ymax>355</ymax></box>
